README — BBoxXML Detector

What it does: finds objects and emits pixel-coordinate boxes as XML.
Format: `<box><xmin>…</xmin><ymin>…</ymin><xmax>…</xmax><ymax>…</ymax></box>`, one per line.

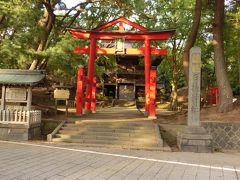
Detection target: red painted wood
<box><xmin>68</xmin><ymin>30</ymin><xmax>174</xmax><ymax>40</ymax></box>
<box><xmin>74</xmin><ymin>47</ymin><xmax>167</xmax><ymax>56</ymax></box>
<box><xmin>119</xmin><ymin>22</ymin><xmax>124</xmax><ymax>32</ymax></box>
<box><xmin>85</xmin><ymin>37</ymin><xmax>97</xmax><ymax>112</ymax></box>
<box><xmin>209</xmin><ymin>89</ymin><xmax>213</xmax><ymax>105</ymax></box>
<box><xmin>91</xmin><ymin>77</ymin><xmax>97</xmax><ymax>113</ymax></box>
<box><xmin>209</xmin><ymin>87</ymin><xmax>219</xmax><ymax>105</ymax></box>
<box><xmin>144</xmin><ymin>39</ymin><xmax>151</xmax><ymax>113</ymax></box>
<box><xmin>94</xmin><ymin>17</ymin><xmax>148</xmax><ymax>31</ymax></box>
<box><xmin>149</xmin><ymin>69</ymin><xmax>157</xmax><ymax>118</ymax></box>
<box><xmin>215</xmin><ymin>88</ymin><xmax>219</xmax><ymax>105</ymax></box>
<box><xmin>76</xmin><ymin>67</ymin><xmax>84</xmax><ymax>114</ymax></box>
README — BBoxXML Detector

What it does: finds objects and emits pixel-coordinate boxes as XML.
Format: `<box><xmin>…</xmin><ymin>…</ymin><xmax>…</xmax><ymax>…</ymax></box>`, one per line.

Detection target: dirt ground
<box><xmin>156</xmin><ymin>101</ymin><xmax>240</xmax><ymax>125</ymax></box>
<box><xmin>200</xmin><ymin>105</ymin><xmax>240</xmax><ymax>122</ymax></box>
<box><xmin>32</xmin><ymin>88</ymin><xmax>240</xmax><ymax>124</ymax></box>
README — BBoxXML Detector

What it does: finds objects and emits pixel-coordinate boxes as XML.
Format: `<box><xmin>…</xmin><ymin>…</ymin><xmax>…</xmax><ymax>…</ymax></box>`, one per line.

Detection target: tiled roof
<box><xmin>0</xmin><ymin>69</ymin><xmax>45</xmax><ymax>86</ymax></box>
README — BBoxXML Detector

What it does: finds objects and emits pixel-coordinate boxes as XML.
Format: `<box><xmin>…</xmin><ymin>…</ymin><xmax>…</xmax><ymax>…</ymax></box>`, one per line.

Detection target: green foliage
<box><xmin>0</xmin><ymin>0</ymin><xmax>239</xmax><ymax>95</ymax></box>
<box><xmin>46</xmin><ymin>34</ymin><xmax>86</xmax><ymax>84</ymax></box>
<box><xmin>224</xmin><ymin>4</ymin><xmax>240</xmax><ymax>95</ymax></box>
<box><xmin>0</xmin><ymin>0</ymin><xmax>43</xmax><ymax>68</ymax></box>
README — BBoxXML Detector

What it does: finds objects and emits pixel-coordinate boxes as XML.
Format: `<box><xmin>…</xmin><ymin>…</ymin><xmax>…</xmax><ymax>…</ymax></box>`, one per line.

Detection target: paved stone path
<box><xmin>0</xmin><ymin>141</ymin><xmax>239</xmax><ymax>180</ymax></box>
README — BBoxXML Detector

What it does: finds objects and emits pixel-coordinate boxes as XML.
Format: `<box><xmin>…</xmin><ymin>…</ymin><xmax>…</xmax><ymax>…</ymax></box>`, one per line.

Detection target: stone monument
<box><xmin>177</xmin><ymin>47</ymin><xmax>213</xmax><ymax>153</ymax></box>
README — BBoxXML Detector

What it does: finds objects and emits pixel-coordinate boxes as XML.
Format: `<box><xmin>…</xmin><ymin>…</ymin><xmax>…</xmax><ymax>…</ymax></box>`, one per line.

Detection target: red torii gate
<box><xmin>68</xmin><ymin>17</ymin><xmax>175</xmax><ymax>118</ymax></box>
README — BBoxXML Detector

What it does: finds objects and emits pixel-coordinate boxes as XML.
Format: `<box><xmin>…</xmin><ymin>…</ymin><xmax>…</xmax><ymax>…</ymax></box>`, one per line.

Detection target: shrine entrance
<box><xmin>68</xmin><ymin>17</ymin><xmax>175</xmax><ymax>119</ymax></box>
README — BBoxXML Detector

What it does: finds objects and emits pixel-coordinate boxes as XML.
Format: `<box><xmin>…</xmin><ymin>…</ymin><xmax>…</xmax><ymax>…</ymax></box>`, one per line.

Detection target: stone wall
<box><xmin>202</xmin><ymin>122</ymin><xmax>240</xmax><ymax>151</ymax></box>
<box><xmin>0</xmin><ymin>123</ymin><xmax>41</xmax><ymax>141</ymax></box>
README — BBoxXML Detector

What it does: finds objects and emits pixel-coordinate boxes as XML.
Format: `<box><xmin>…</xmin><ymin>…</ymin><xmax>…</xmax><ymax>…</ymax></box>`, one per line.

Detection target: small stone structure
<box><xmin>203</xmin><ymin>122</ymin><xmax>240</xmax><ymax>151</ymax></box>
<box><xmin>177</xmin><ymin>47</ymin><xmax>213</xmax><ymax>153</ymax></box>
<box><xmin>0</xmin><ymin>69</ymin><xmax>45</xmax><ymax>140</ymax></box>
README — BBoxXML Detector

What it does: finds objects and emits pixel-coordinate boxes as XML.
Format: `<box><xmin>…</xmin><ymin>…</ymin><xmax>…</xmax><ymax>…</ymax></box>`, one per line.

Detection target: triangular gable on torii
<box><xmin>68</xmin><ymin>17</ymin><xmax>175</xmax><ymax>41</ymax></box>
<box><xmin>93</xmin><ymin>17</ymin><xmax>148</xmax><ymax>31</ymax></box>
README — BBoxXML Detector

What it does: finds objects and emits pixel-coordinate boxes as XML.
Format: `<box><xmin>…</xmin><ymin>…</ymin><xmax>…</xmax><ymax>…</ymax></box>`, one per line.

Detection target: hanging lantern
<box><xmin>115</xmin><ymin>37</ymin><xmax>125</xmax><ymax>53</ymax></box>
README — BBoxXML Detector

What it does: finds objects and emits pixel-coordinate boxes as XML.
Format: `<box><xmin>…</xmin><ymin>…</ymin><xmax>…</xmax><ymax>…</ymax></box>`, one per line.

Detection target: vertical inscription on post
<box><xmin>188</xmin><ymin>47</ymin><xmax>201</xmax><ymax>126</ymax></box>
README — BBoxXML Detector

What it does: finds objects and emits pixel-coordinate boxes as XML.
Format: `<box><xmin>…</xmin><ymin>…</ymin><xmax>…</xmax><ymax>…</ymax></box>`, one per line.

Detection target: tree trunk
<box><xmin>237</xmin><ymin>2</ymin><xmax>240</xmax><ymax>84</ymax></box>
<box><xmin>0</xmin><ymin>15</ymin><xmax>5</xmax><ymax>25</ymax></box>
<box><xmin>213</xmin><ymin>0</ymin><xmax>233</xmax><ymax>113</ymax></box>
<box><xmin>183</xmin><ymin>0</ymin><xmax>202</xmax><ymax>83</ymax></box>
<box><xmin>238</xmin><ymin>26</ymin><xmax>240</xmax><ymax>84</ymax></box>
<box><xmin>29</xmin><ymin>0</ymin><xmax>56</xmax><ymax>70</ymax></box>
<box><xmin>170</xmin><ymin>38</ymin><xmax>178</xmax><ymax>111</ymax></box>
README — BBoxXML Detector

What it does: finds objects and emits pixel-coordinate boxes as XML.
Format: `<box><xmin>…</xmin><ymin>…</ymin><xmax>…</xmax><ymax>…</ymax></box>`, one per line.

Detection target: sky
<box><xmin>62</xmin><ymin>0</ymin><xmax>82</xmax><ymax>8</ymax></box>
<box><xmin>55</xmin><ymin>0</ymin><xmax>83</xmax><ymax>15</ymax></box>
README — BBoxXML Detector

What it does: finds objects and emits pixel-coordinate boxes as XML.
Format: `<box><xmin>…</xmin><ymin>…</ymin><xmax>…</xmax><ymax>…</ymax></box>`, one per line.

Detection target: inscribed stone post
<box><xmin>188</xmin><ymin>47</ymin><xmax>201</xmax><ymax>126</ymax></box>
<box><xmin>177</xmin><ymin>47</ymin><xmax>212</xmax><ymax>152</ymax></box>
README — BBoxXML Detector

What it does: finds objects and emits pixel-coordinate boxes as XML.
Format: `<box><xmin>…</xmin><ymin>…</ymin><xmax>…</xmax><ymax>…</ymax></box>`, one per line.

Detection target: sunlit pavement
<box><xmin>0</xmin><ymin>140</ymin><xmax>239</xmax><ymax>180</ymax></box>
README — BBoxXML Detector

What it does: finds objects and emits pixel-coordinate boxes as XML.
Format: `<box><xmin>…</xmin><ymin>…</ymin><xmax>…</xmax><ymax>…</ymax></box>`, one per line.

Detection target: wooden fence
<box><xmin>0</xmin><ymin>110</ymin><xmax>41</xmax><ymax>126</ymax></box>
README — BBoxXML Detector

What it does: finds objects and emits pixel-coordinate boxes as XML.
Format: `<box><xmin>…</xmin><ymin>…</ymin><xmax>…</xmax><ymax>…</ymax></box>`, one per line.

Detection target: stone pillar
<box><xmin>177</xmin><ymin>47</ymin><xmax>213</xmax><ymax>153</ymax></box>
<box><xmin>188</xmin><ymin>47</ymin><xmax>201</xmax><ymax>126</ymax></box>
<box><xmin>26</xmin><ymin>87</ymin><xmax>32</xmax><ymax>111</ymax></box>
<box><xmin>1</xmin><ymin>85</ymin><xmax>6</xmax><ymax>110</ymax></box>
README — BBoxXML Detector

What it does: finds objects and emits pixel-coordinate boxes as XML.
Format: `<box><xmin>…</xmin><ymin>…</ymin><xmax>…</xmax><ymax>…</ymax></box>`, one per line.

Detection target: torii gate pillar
<box><xmin>85</xmin><ymin>37</ymin><xmax>97</xmax><ymax>113</ymax></box>
<box><xmin>144</xmin><ymin>39</ymin><xmax>151</xmax><ymax>113</ymax></box>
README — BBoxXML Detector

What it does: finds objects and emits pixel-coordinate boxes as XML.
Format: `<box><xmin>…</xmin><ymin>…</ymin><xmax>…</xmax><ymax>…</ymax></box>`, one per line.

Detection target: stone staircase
<box><xmin>52</xmin><ymin>119</ymin><xmax>163</xmax><ymax>150</ymax></box>
<box><xmin>112</xmin><ymin>99</ymin><xmax>136</xmax><ymax>107</ymax></box>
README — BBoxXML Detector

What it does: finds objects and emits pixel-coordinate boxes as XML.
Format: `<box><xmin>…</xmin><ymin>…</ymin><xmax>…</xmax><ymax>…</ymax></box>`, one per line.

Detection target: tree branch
<box><xmin>182</xmin><ymin>0</ymin><xmax>202</xmax><ymax>83</ymax></box>
<box><xmin>59</xmin><ymin>0</ymin><xmax>101</xmax><ymax>26</ymax></box>
<box><xmin>0</xmin><ymin>15</ymin><xmax>5</xmax><ymax>25</ymax></box>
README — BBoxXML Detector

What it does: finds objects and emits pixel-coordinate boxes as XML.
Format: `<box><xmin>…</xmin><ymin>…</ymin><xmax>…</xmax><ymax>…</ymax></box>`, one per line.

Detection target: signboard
<box><xmin>54</xmin><ymin>89</ymin><xmax>70</xmax><ymax>99</ymax></box>
<box><xmin>6</xmin><ymin>88</ymin><xmax>27</xmax><ymax>101</ymax></box>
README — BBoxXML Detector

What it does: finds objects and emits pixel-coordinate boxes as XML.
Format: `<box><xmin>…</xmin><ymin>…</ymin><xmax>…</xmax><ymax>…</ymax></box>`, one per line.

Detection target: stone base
<box><xmin>177</xmin><ymin>126</ymin><xmax>213</xmax><ymax>153</ymax></box>
<box><xmin>143</xmin><ymin>112</ymin><xmax>149</xmax><ymax>117</ymax></box>
<box><xmin>148</xmin><ymin>115</ymin><xmax>157</xmax><ymax>120</ymax></box>
<box><xmin>0</xmin><ymin>123</ymin><xmax>41</xmax><ymax>141</ymax></box>
<box><xmin>83</xmin><ymin>109</ymin><xmax>92</xmax><ymax>114</ymax></box>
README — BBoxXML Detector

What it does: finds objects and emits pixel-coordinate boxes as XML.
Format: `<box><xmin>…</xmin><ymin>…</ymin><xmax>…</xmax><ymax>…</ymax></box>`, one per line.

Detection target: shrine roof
<box><xmin>0</xmin><ymin>69</ymin><xmax>45</xmax><ymax>86</ymax></box>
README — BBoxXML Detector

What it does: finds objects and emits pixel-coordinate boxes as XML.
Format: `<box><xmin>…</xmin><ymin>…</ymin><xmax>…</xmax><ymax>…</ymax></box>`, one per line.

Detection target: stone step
<box><xmin>113</xmin><ymin>99</ymin><xmax>136</xmax><ymax>107</ymax></box>
<box><xmin>65</xmin><ymin>122</ymin><xmax>155</xmax><ymax>128</ymax></box>
<box><xmin>64</xmin><ymin>123</ymin><xmax>154</xmax><ymax>129</ymax></box>
<box><xmin>61</xmin><ymin>126</ymin><xmax>155</xmax><ymax>134</ymax></box>
<box><xmin>55</xmin><ymin>134</ymin><xmax>157</xmax><ymax>142</ymax></box>
<box><xmin>51</xmin><ymin>113</ymin><xmax>164</xmax><ymax>151</ymax></box>
<box><xmin>51</xmin><ymin>139</ymin><xmax>162</xmax><ymax>151</ymax></box>
<box><xmin>58</xmin><ymin>130</ymin><xmax>156</xmax><ymax>137</ymax></box>
<box><xmin>52</xmin><ymin>137</ymin><xmax>158</xmax><ymax>147</ymax></box>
